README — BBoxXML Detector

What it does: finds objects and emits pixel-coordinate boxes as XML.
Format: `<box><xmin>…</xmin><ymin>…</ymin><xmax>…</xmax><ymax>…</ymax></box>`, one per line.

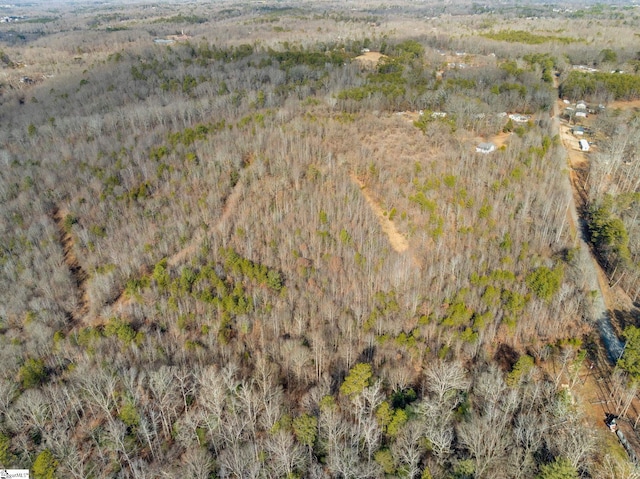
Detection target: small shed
<box><xmin>476</xmin><ymin>142</ymin><xmax>496</xmax><ymax>154</ymax></box>
<box><xmin>508</xmin><ymin>114</ymin><xmax>529</xmax><ymax>123</ymax></box>
<box><xmin>572</xmin><ymin>126</ymin><xmax>585</xmax><ymax>136</ymax></box>
<box><xmin>579</xmin><ymin>139</ymin><xmax>590</xmax><ymax>151</ymax></box>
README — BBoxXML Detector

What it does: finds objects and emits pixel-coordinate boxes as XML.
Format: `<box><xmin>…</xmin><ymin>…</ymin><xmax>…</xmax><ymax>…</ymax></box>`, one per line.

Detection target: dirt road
<box><xmin>552</xmin><ymin>95</ymin><xmax>624</xmax><ymax>363</ymax></box>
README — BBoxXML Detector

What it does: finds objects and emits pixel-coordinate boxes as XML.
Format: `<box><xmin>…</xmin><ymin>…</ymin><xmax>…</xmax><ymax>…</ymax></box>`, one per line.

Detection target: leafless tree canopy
<box><xmin>0</xmin><ymin>0</ymin><xmax>638</xmax><ymax>477</ymax></box>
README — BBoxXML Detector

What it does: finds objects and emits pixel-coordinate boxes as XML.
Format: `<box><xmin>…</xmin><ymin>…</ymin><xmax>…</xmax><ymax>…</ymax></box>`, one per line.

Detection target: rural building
<box><xmin>574</xmin><ymin>65</ymin><xmax>599</xmax><ymax>73</ymax></box>
<box><xmin>476</xmin><ymin>142</ymin><xmax>496</xmax><ymax>154</ymax></box>
<box><xmin>579</xmin><ymin>139</ymin><xmax>590</xmax><ymax>151</ymax></box>
<box><xmin>576</xmin><ymin>101</ymin><xmax>587</xmax><ymax>110</ymax></box>
<box><xmin>575</xmin><ymin>111</ymin><xmax>587</xmax><ymax>118</ymax></box>
<box><xmin>572</xmin><ymin>126</ymin><xmax>585</xmax><ymax>136</ymax></box>
<box><xmin>508</xmin><ymin>114</ymin><xmax>529</xmax><ymax>123</ymax></box>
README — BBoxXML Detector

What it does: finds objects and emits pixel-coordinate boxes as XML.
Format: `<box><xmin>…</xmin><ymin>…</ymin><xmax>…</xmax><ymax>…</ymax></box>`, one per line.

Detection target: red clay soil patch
<box><xmin>395</xmin><ymin>111</ymin><xmax>422</xmax><ymax>124</ymax></box>
<box><xmin>607</xmin><ymin>99</ymin><xmax>640</xmax><ymax>111</ymax></box>
<box><xmin>354</xmin><ymin>51</ymin><xmax>387</xmax><ymax>69</ymax></box>
<box><xmin>489</xmin><ymin>131</ymin><xmax>511</xmax><ymax>148</ymax></box>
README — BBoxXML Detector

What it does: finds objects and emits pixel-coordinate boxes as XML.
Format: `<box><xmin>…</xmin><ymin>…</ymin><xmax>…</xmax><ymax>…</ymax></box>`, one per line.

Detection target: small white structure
<box><xmin>575</xmin><ymin>111</ymin><xmax>587</xmax><ymax>118</ymax></box>
<box><xmin>579</xmin><ymin>139</ymin><xmax>590</xmax><ymax>151</ymax></box>
<box><xmin>572</xmin><ymin>126</ymin><xmax>584</xmax><ymax>136</ymax></box>
<box><xmin>509</xmin><ymin>114</ymin><xmax>530</xmax><ymax>123</ymax></box>
<box><xmin>576</xmin><ymin>101</ymin><xmax>587</xmax><ymax>110</ymax></box>
<box><xmin>476</xmin><ymin>142</ymin><xmax>496</xmax><ymax>154</ymax></box>
<box><xmin>574</xmin><ymin>65</ymin><xmax>599</xmax><ymax>73</ymax></box>
<box><xmin>431</xmin><ymin>111</ymin><xmax>447</xmax><ymax>119</ymax></box>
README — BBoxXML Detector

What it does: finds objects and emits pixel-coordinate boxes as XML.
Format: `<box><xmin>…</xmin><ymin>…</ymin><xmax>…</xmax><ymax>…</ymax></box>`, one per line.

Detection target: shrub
<box><xmin>340</xmin><ymin>363</ymin><xmax>372</xmax><ymax>398</ymax></box>
<box><xmin>0</xmin><ymin>432</ymin><xmax>15</xmax><ymax>466</ymax></box>
<box><xmin>618</xmin><ymin>326</ymin><xmax>640</xmax><ymax>380</ymax></box>
<box><xmin>33</xmin><ymin>449</ymin><xmax>58</xmax><ymax>479</ymax></box>
<box><xmin>104</xmin><ymin>317</ymin><xmax>140</xmax><ymax>345</ymax></box>
<box><xmin>526</xmin><ymin>265</ymin><xmax>563</xmax><ymax>302</ymax></box>
<box><xmin>19</xmin><ymin>358</ymin><xmax>47</xmax><ymax>389</ymax></box>
<box><xmin>292</xmin><ymin>414</ymin><xmax>317</xmax><ymax>448</ymax></box>
<box><xmin>118</xmin><ymin>401</ymin><xmax>140</xmax><ymax>429</ymax></box>
<box><xmin>507</xmin><ymin>354</ymin><xmax>535</xmax><ymax>386</ymax></box>
<box><xmin>537</xmin><ymin>457</ymin><xmax>578</xmax><ymax>479</ymax></box>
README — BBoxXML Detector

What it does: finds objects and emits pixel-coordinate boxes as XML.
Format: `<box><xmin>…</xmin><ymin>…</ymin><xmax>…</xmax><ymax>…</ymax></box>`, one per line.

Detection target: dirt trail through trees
<box><xmin>108</xmin><ymin>176</ymin><xmax>246</xmax><ymax>316</ymax></box>
<box><xmin>52</xmin><ymin>207</ymin><xmax>89</xmax><ymax>325</ymax></box>
<box><xmin>167</xmin><ymin>173</ymin><xmax>245</xmax><ymax>268</ymax></box>
<box><xmin>350</xmin><ymin>174</ymin><xmax>409</xmax><ymax>254</ymax></box>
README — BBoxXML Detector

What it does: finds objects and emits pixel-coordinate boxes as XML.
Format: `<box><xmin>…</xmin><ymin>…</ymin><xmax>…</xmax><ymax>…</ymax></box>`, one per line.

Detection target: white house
<box><xmin>508</xmin><ymin>114</ymin><xmax>529</xmax><ymax>123</ymax></box>
<box><xmin>476</xmin><ymin>142</ymin><xmax>496</xmax><ymax>154</ymax></box>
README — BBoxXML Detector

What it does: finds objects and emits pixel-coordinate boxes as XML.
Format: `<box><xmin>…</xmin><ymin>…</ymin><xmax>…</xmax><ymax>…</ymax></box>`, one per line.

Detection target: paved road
<box><xmin>551</xmin><ymin>94</ymin><xmax>625</xmax><ymax>364</ymax></box>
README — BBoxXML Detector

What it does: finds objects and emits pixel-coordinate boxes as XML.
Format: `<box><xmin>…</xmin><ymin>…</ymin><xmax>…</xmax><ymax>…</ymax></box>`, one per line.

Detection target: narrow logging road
<box><xmin>551</xmin><ymin>80</ymin><xmax>625</xmax><ymax>363</ymax></box>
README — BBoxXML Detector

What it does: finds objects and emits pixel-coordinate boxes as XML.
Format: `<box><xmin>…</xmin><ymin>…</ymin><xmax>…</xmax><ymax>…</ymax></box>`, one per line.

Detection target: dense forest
<box><xmin>0</xmin><ymin>0</ymin><xmax>640</xmax><ymax>477</ymax></box>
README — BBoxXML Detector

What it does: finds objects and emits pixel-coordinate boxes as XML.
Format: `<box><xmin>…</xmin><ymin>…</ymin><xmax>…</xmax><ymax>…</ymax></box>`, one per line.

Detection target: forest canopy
<box><xmin>0</xmin><ymin>1</ymin><xmax>639</xmax><ymax>478</ymax></box>
<box><xmin>560</xmin><ymin>70</ymin><xmax>640</xmax><ymax>101</ymax></box>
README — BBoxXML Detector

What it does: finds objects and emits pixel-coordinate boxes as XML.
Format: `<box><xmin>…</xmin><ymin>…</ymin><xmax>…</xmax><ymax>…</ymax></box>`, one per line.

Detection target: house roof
<box><xmin>476</xmin><ymin>142</ymin><xmax>496</xmax><ymax>153</ymax></box>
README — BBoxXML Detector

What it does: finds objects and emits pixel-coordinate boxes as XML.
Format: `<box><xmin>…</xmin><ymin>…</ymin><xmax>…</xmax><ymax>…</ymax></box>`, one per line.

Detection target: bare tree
<box><xmin>217</xmin><ymin>442</ymin><xmax>261</xmax><ymax>479</ymax></box>
<box><xmin>149</xmin><ymin>365</ymin><xmax>183</xmax><ymax>438</ymax></box>
<box><xmin>181</xmin><ymin>447</ymin><xmax>213</xmax><ymax>479</ymax></box>
<box><xmin>424</xmin><ymin>360</ymin><xmax>469</xmax><ymax>406</ymax></box>
<box><xmin>392</xmin><ymin>421</ymin><xmax>426</xmax><ymax>479</ymax></box>
<box><xmin>263</xmin><ymin>429</ymin><xmax>308</xmax><ymax>478</ymax></box>
<box><xmin>457</xmin><ymin>368</ymin><xmax>517</xmax><ymax>479</ymax></box>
